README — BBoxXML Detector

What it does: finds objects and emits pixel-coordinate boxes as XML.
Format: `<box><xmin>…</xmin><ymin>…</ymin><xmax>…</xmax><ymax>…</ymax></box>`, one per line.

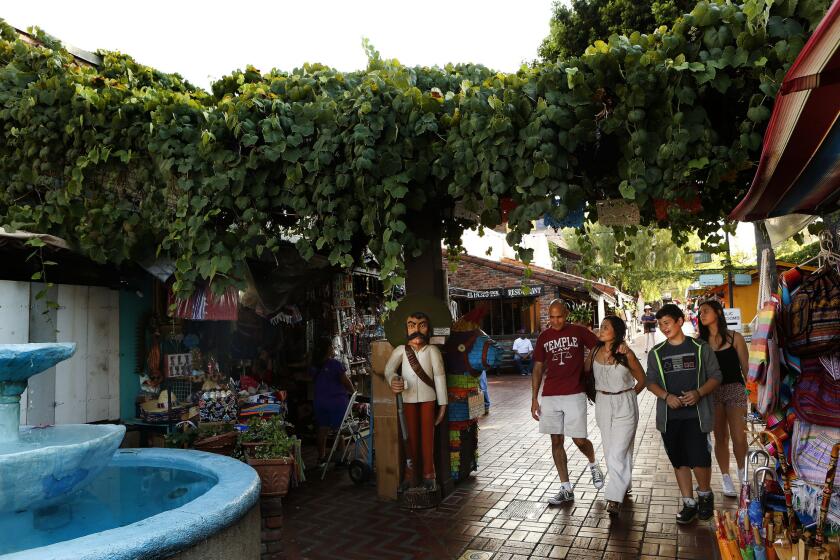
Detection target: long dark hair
<box><xmin>698</xmin><ymin>299</ymin><xmax>730</xmax><ymax>346</ymax></box>
<box><xmin>312</xmin><ymin>337</ymin><xmax>334</xmax><ymax>369</ymax></box>
<box><xmin>596</xmin><ymin>315</ymin><xmax>629</xmax><ymax>368</ymax></box>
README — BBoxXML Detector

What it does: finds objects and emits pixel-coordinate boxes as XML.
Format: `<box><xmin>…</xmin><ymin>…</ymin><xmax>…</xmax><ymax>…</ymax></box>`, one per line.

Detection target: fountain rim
<box><xmin>0</xmin><ymin>424</ymin><xmax>125</xmax><ymax>457</ymax></box>
<box><xmin>5</xmin><ymin>448</ymin><xmax>261</xmax><ymax>560</ymax></box>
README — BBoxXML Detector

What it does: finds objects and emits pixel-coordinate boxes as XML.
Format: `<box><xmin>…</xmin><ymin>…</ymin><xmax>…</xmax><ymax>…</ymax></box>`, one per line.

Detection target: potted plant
<box><xmin>193</xmin><ymin>422</ymin><xmax>237</xmax><ymax>456</ymax></box>
<box><xmin>568</xmin><ymin>303</ymin><xmax>593</xmax><ymax>327</ymax></box>
<box><xmin>240</xmin><ymin>416</ymin><xmax>297</xmax><ymax>497</ymax></box>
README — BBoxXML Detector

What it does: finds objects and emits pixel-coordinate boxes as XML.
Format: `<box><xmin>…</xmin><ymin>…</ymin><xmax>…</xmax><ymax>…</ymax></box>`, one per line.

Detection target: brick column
<box><xmin>260</xmin><ymin>496</ymin><xmax>284</xmax><ymax>559</ymax></box>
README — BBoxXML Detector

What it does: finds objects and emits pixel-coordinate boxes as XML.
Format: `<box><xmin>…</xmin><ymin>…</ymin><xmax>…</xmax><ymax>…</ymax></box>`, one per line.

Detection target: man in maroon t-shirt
<box><xmin>531</xmin><ymin>299</ymin><xmax>604</xmax><ymax>505</ymax></box>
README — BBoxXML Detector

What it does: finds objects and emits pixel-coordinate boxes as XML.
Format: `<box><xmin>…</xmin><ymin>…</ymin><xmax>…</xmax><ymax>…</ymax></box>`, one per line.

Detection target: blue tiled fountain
<box><xmin>0</xmin><ymin>343</ymin><xmax>260</xmax><ymax>559</ymax></box>
<box><xmin>0</xmin><ymin>343</ymin><xmax>125</xmax><ymax>513</ymax></box>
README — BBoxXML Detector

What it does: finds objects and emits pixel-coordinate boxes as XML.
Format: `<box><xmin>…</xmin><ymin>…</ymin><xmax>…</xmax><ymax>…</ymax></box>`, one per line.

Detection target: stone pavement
<box><xmin>277</xmin><ymin>339</ymin><xmax>737</xmax><ymax>559</ymax></box>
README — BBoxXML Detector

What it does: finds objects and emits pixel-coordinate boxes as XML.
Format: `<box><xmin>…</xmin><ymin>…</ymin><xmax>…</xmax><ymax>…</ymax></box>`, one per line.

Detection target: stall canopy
<box><xmin>730</xmin><ymin>0</ymin><xmax>840</xmax><ymax>221</ymax></box>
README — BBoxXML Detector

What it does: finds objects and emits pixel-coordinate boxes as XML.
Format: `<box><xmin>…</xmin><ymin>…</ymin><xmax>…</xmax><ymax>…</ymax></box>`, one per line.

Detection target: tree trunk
<box><xmin>754</xmin><ymin>221</ymin><xmax>777</xmax><ymax>292</ymax></box>
<box><xmin>404</xmin><ymin>211</ymin><xmax>453</xmax><ymax>498</ymax></box>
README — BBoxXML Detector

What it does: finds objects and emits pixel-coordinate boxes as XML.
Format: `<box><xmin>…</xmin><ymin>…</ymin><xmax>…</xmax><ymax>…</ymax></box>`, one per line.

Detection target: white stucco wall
<box><xmin>459</xmin><ymin>227</ymin><xmax>554</xmax><ymax>269</ymax></box>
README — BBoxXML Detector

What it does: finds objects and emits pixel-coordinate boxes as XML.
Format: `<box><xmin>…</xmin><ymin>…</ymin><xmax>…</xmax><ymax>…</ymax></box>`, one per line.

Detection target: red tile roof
<box><xmin>458</xmin><ymin>254</ymin><xmax>617</xmax><ymax>297</ymax></box>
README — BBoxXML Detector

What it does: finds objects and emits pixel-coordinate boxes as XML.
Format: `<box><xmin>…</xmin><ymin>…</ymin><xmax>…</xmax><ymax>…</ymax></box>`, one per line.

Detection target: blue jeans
<box><xmin>514</xmin><ymin>354</ymin><xmax>531</xmax><ymax>375</ymax></box>
<box><xmin>479</xmin><ymin>370</ymin><xmax>490</xmax><ymax>409</ymax></box>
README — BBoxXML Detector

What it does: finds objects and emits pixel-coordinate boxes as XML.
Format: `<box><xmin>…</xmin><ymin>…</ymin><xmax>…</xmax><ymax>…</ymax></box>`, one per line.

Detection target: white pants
<box><xmin>595</xmin><ymin>391</ymin><xmax>639</xmax><ymax>502</ymax></box>
<box><xmin>644</xmin><ymin>331</ymin><xmax>656</xmax><ymax>350</ymax></box>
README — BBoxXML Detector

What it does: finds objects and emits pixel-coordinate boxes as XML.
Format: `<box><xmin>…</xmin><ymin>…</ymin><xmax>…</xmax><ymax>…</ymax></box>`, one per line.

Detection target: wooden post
<box><xmin>370</xmin><ymin>340</ymin><xmax>399</xmax><ymax>500</ymax></box>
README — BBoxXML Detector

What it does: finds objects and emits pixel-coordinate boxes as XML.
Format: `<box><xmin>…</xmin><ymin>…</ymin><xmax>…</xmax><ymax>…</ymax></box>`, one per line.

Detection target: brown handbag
<box><xmin>583</xmin><ymin>347</ymin><xmax>597</xmax><ymax>403</ymax></box>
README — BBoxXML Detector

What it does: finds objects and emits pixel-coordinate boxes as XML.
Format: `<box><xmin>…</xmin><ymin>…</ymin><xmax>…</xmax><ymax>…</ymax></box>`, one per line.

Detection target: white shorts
<box><xmin>539</xmin><ymin>393</ymin><xmax>588</xmax><ymax>438</ymax></box>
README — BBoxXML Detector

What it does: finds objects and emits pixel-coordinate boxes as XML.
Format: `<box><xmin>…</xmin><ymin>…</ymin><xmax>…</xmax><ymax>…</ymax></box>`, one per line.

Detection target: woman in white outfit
<box><xmin>588</xmin><ymin>315</ymin><xmax>646</xmax><ymax>515</ymax></box>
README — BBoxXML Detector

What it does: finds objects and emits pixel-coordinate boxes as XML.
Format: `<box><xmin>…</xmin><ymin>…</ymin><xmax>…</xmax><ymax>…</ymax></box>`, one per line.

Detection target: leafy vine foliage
<box><xmin>0</xmin><ymin>0</ymin><xmax>829</xmax><ymax>297</ymax></box>
<box><xmin>539</xmin><ymin>0</ymin><xmax>699</xmax><ymax>59</ymax></box>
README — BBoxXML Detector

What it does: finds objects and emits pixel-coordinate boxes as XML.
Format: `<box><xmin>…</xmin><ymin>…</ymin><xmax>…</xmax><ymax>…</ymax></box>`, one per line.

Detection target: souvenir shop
<box><xmin>715</xmin><ymin>234</ymin><xmax>839</xmax><ymax>560</ymax></box>
<box><xmin>131</xmin><ymin>256</ymin><xmax>386</xmax><ymax>495</ymax></box>
<box><xmin>720</xmin><ymin>2</ymin><xmax>840</xmax><ymax>553</ymax></box>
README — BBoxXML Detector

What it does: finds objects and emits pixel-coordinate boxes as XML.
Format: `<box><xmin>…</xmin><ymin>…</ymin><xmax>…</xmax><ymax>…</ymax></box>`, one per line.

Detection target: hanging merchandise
<box><xmin>791</xmin><ymin>420</ymin><xmax>840</xmax><ymax>488</ymax></box>
<box><xmin>748</xmin><ymin>302</ymin><xmax>779</xmax><ymax>384</ymax></box>
<box><xmin>781</xmin><ymin>233</ymin><xmax>840</xmax><ymax>358</ymax></box>
<box><xmin>743</xmin><ymin>234</ymin><xmax>840</xmax><ymax>548</ymax></box>
<box><xmin>543</xmin><ymin>204</ymin><xmax>584</xmax><ymax>230</ymax></box>
<box><xmin>595</xmin><ymin>198</ymin><xmax>640</xmax><ymax>226</ymax></box>
<box><xmin>792</xmin><ymin>355</ymin><xmax>840</xmax><ymax>428</ymax></box>
<box><xmin>333</xmin><ymin>274</ymin><xmax>355</xmax><ymax>309</ymax></box>
<box><xmin>269</xmin><ymin>305</ymin><xmax>304</xmax><ymax>326</ymax></box>
<box><xmin>756</xmin><ymin>337</ymin><xmax>781</xmax><ymax>416</ymax></box>
<box><xmin>198</xmin><ymin>390</ymin><xmax>239</xmax><ymax>423</ymax></box>
<box><xmin>168</xmin><ymin>283</ymin><xmax>239</xmax><ymax>321</ymax></box>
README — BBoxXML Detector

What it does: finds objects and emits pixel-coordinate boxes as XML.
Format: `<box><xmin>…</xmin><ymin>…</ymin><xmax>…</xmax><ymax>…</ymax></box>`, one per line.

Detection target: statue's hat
<box><xmin>383</xmin><ymin>294</ymin><xmax>453</xmax><ymax>347</ymax></box>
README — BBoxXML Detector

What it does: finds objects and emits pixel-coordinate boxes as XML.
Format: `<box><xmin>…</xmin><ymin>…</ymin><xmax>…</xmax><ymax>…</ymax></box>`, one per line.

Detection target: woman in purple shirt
<box><xmin>312</xmin><ymin>339</ymin><xmax>354</xmax><ymax>467</ymax></box>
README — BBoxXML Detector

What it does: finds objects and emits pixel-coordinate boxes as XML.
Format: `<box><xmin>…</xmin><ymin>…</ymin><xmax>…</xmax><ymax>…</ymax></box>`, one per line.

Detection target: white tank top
<box><xmin>592</xmin><ymin>347</ymin><xmax>636</xmax><ymax>392</ymax></box>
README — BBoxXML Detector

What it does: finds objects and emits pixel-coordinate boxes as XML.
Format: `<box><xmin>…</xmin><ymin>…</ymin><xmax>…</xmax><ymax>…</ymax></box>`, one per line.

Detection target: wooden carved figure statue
<box><xmin>384</xmin><ymin>311</ymin><xmax>448</xmax><ymax>492</ymax></box>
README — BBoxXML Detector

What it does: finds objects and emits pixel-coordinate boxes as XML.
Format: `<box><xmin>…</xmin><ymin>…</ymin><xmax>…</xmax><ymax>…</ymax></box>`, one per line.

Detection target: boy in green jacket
<box><xmin>646</xmin><ymin>304</ymin><xmax>722</xmax><ymax>524</ymax></box>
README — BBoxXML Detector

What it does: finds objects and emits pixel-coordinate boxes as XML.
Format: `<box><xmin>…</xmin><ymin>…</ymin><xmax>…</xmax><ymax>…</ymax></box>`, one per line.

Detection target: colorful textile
<box><xmin>793</xmin><ymin>356</ymin><xmax>840</xmax><ymax>427</ymax></box>
<box><xmin>757</xmin><ymin>337</ymin><xmax>781</xmax><ymax>415</ymax></box>
<box><xmin>239</xmin><ymin>403</ymin><xmax>283</xmax><ymax>418</ymax></box>
<box><xmin>783</xmin><ymin>264</ymin><xmax>840</xmax><ymax>358</ymax></box>
<box><xmin>199</xmin><ymin>391</ymin><xmax>238</xmax><ymax>423</ymax></box>
<box><xmin>791</xmin><ymin>479</ymin><xmax>840</xmax><ymax>531</ymax></box>
<box><xmin>748</xmin><ymin>302</ymin><xmax>778</xmax><ymax>382</ymax></box>
<box><xmin>447</xmin><ymin>374</ymin><xmax>480</xmax><ymax>389</ymax></box>
<box><xmin>168</xmin><ymin>284</ymin><xmax>239</xmax><ymax>321</ymax></box>
<box><xmin>791</xmin><ymin>419</ymin><xmax>840</xmax><ymax>486</ymax></box>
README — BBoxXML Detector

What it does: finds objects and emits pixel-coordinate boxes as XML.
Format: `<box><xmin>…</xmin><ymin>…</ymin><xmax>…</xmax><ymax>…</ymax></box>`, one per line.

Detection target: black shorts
<box><xmin>661</xmin><ymin>418</ymin><xmax>711</xmax><ymax>468</ymax></box>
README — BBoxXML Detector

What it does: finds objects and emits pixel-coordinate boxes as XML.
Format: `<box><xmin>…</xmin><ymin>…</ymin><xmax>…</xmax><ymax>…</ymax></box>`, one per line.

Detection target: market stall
<box><xmin>723</xmin><ymin>2</ymin><xmax>840</xmax><ymax>557</ymax></box>
<box><xmin>128</xmin><ymin>263</ymin><xmax>385</xmax><ymax>493</ymax></box>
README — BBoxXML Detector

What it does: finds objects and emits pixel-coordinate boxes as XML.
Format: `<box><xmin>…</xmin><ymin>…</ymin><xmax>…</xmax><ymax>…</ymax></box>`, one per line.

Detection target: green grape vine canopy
<box><xmin>0</xmin><ymin>0</ymin><xmax>828</xmax><ymax>297</ymax></box>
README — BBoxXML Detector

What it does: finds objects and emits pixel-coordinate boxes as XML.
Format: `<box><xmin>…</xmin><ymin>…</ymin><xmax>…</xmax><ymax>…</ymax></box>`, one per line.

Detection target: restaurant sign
<box><xmin>466</xmin><ymin>285</ymin><xmax>544</xmax><ymax>299</ymax></box>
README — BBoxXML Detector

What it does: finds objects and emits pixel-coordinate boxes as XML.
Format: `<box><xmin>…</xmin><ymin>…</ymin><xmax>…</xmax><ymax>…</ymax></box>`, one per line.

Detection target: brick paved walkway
<box><xmin>278</xmin><ymin>340</ymin><xmax>736</xmax><ymax>559</ymax></box>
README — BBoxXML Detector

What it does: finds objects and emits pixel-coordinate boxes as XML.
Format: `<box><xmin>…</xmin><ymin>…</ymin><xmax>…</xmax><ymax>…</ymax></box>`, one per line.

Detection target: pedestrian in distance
<box><xmin>479</xmin><ymin>369</ymin><xmax>490</xmax><ymax>414</ymax></box>
<box><xmin>646</xmin><ymin>304</ymin><xmax>722</xmax><ymax>524</ymax></box>
<box><xmin>531</xmin><ymin>299</ymin><xmax>615</xmax><ymax>506</ymax></box>
<box><xmin>585</xmin><ymin>315</ymin><xmax>646</xmax><ymax>515</ymax></box>
<box><xmin>641</xmin><ymin>305</ymin><xmax>657</xmax><ymax>352</ymax></box>
<box><xmin>512</xmin><ymin>329</ymin><xmax>534</xmax><ymax>376</ymax></box>
<box><xmin>697</xmin><ymin>299</ymin><xmax>749</xmax><ymax>498</ymax></box>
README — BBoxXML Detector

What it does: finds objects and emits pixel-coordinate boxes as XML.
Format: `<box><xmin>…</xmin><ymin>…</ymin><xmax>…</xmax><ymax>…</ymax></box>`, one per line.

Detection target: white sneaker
<box><xmin>721</xmin><ymin>474</ymin><xmax>737</xmax><ymax>498</ymax></box>
<box><xmin>548</xmin><ymin>488</ymin><xmax>575</xmax><ymax>505</ymax></box>
<box><xmin>589</xmin><ymin>464</ymin><xmax>605</xmax><ymax>489</ymax></box>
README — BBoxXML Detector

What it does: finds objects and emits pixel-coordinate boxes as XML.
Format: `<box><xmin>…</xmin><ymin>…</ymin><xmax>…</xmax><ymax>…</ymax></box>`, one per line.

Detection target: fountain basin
<box><xmin>0</xmin><ymin>424</ymin><xmax>125</xmax><ymax>513</ymax></box>
<box><xmin>1</xmin><ymin>448</ymin><xmax>261</xmax><ymax>559</ymax></box>
<box><xmin>0</xmin><ymin>344</ymin><xmax>77</xmax><ymax>386</ymax></box>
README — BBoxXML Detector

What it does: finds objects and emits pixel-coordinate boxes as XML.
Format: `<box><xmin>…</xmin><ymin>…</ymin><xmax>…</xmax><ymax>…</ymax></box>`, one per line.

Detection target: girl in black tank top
<box><xmin>715</xmin><ymin>338</ymin><xmax>744</xmax><ymax>385</ymax></box>
<box><xmin>697</xmin><ymin>300</ymin><xmax>749</xmax><ymax>498</ymax></box>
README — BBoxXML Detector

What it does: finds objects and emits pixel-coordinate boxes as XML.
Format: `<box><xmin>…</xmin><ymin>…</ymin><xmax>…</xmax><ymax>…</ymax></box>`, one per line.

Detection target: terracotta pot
<box><xmin>247</xmin><ymin>456</ymin><xmax>294</xmax><ymax>497</ymax></box>
<box><xmin>240</xmin><ymin>441</ymin><xmax>265</xmax><ymax>454</ymax></box>
<box><xmin>193</xmin><ymin>431</ymin><xmax>237</xmax><ymax>456</ymax></box>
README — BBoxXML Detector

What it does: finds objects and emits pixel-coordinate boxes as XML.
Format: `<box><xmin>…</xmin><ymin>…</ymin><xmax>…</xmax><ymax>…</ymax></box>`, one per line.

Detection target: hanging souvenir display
<box><xmin>198</xmin><ymin>390</ymin><xmax>239</xmax><ymax>423</ymax></box>
<box><xmin>543</xmin><ymin>204</ymin><xmax>584</xmax><ymax>230</ymax></box>
<box><xmin>742</xmin><ymin>233</ymin><xmax>840</xmax><ymax>548</ymax></box>
<box><xmin>333</xmin><ymin>274</ymin><xmax>355</xmax><ymax>309</ymax></box>
<box><xmin>168</xmin><ymin>283</ymin><xmax>239</xmax><ymax>321</ymax></box>
<box><xmin>595</xmin><ymin>198</ymin><xmax>640</xmax><ymax>226</ymax></box>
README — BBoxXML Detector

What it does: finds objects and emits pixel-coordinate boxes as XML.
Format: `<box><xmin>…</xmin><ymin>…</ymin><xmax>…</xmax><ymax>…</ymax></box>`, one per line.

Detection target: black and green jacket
<box><xmin>645</xmin><ymin>337</ymin><xmax>722</xmax><ymax>433</ymax></box>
